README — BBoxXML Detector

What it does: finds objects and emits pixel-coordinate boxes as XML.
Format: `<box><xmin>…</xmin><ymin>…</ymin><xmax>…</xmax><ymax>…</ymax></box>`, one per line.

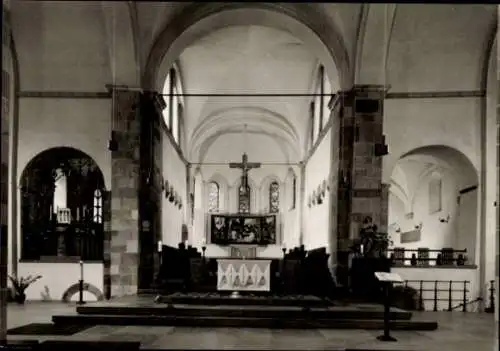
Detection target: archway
<box><xmin>389</xmin><ymin>145</ymin><xmax>479</xmax><ymax>264</ymax></box>
<box><xmin>143</xmin><ymin>3</ymin><xmax>350</xmax><ymax>92</ymax></box>
<box><xmin>19</xmin><ymin>147</ymin><xmax>106</xmax><ymax>261</ymax></box>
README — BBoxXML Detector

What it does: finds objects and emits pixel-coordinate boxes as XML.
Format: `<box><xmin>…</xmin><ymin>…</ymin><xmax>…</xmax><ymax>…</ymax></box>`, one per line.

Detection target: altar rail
<box><xmin>397</xmin><ymin>279</ymin><xmax>495</xmax><ymax>312</ymax></box>
<box><xmin>387</xmin><ymin>248</ymin><xmax>470</xmax><ymax>267</ymax></box>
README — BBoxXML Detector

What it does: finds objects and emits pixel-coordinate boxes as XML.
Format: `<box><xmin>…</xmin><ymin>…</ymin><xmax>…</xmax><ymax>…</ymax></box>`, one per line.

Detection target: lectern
<box><xmin>374</xmin><ymin>271</ymin><xmax>403</xmax><ymax>342</ymax></box>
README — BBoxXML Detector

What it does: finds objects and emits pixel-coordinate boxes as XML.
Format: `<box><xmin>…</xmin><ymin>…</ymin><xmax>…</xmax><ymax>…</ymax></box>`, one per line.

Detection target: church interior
<box><xmin>0</xmin><ymin>2</ymin><xmax>499</xmax><ymax>350</ymax></box>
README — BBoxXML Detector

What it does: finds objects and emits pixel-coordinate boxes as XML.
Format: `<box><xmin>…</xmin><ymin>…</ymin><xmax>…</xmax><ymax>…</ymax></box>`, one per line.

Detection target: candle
<box><xmin>76</xmin><ymin>208</ymin><xmax>80</xmax><ymax>221</ymax></box>
<box><xmin>360</xmin><ymin>244</ymin><xmax>364</xmax><ymax>255</ymax></box>
<box><xmin>79</xmin><ymin>260</ymin><xmax>84</xmax><ymax>281</ymax></box>
<box><xmin>157</xmin><ymin>240</ymin><xmax>163</xmax><ymax>253</ymax></box>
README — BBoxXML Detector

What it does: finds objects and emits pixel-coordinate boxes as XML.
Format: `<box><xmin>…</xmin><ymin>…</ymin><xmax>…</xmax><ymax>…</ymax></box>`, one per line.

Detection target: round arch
<box><xmin>143</xmin><ymin>3</ymin><xmax>351</xmax><ymax>93</ymax></box>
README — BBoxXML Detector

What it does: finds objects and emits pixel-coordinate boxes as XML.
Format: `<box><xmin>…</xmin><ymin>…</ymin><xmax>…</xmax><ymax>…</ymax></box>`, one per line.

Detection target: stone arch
<box><xmin>143</xmin><ymin>3</ymin><xmax>351</xmax><ymax>93</ymax></box>
<box><xmin>19</xmin><ymin>147</ymin><xmax>107</xmax><ymax>260</ymax></box>
<box><xmin>61</xmin><ymin>282</ymin><xmax>103</xmax><ymax>303</ymax></box>
<box><xmin>389</xmin><ymin>144</ymin><xmax>479</xmax><ymax>263</ymax></box>
<box><xmin>354</xmin><ymin>4</ymin><xmax>398</xmax><ymax>85</ymax></box>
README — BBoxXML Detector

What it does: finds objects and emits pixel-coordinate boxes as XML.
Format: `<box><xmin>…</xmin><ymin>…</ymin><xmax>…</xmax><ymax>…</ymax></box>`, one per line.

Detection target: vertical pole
<box><xmin>448</xmin><ymin>280</ymin><xmax>453</xmax><ymax>311</ymax></box>
<box><xmin>419</xmin><ymin>280</ymin><xmax>424</xmax><ymax>311</ymax></box>
<box><xmin>433</xmin><ymin>280</ymin><xmax>438</xmax><ymax>311</ymax></box>
<box><xmin>78</xmin><ymin>260</ymin><xmax>85</xmax><ymax>305</ymax></box>
<box><xmin>0</xmin><ymin>225</ymin><xmax>7</xmax><ymax>345</ymax></box>
<box><xmin>462</xmin><ymin>281</ymin><xmax>467</xmax><ymax>312</ymax></box>
<box><xmin>376</xmin><ymin>282</ymin><xmax>397</xmax><ymax>342</ymax></box>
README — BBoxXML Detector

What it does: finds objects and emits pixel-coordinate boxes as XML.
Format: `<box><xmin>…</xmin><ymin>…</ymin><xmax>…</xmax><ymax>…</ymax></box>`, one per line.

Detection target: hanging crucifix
<box><xmin>229</xmin><ymin>153</ymin><xmax>261</xmax><ymax>213</ymax></box>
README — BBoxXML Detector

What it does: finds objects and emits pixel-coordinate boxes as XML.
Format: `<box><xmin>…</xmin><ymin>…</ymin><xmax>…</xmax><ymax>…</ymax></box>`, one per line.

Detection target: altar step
<box><xmin>158</xmin><ymin>292</ymin><xmax>331</xmax><ymax>307</ymax></box>
<box><xmin>74</xmin><ymin>304</ymin><xmax>413</xmax><ymax>320</ymax></box>
<box><xmin>52</xmin><ymin>313</ymin><xmax>437</xmax><ymax>330</ymax></box>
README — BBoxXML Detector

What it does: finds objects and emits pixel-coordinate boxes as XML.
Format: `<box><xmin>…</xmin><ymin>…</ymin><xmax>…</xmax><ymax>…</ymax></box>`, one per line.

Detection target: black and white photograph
<box><xmin>0</xmin><ymin>2</ymin><xmax>498</xmax><ymax>350</ymax></box>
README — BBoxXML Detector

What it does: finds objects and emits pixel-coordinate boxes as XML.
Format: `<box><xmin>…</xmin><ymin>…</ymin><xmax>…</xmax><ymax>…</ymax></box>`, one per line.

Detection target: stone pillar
<box><xmin>336</xmin><ymin>85</ymin><xmax>388</xmax><ymax>286</ymax></box>
<box><xmin>0</xmin><ymin>4</ymin><xmax>12</xmax><ymax>343</ymax></box>
<box><xmin>298</xmin><ymin>161</ymin><xmax>306</xmax><ymax>246</ymax></box>
<box><xmin>108</xmin><ymin>86</ymin><xmax>141</xmax><ymax>297</ymax></box>
<box><xmin>496</xmin><ymin>8</ymin><xmax>500</xmax><ymax>333</ymax></box>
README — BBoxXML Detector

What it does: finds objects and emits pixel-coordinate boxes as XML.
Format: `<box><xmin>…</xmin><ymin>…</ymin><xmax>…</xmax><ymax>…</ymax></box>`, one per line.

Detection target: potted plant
<box><xmin>8</xmin><ymin>274</ymin><xmax>42</xmax><ymax>304</ymax></box>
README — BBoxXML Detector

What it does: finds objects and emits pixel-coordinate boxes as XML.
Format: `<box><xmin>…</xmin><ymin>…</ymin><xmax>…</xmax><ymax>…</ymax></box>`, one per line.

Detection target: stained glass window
<box><xmin>269</xmin><ymin>181</ymin><xmax>280</xmax><ymax>213</ymax></box>
<box><xmin>238</xmin><ymin>184</ymin><xmax>251</xmax><ymax>213</ymax></box>
<box><xmin>208</xmin><ymin>181</ymin><xmax>219</xmax><ymax>213</ymax></box>
<box><xmin>93</xmin><ymin>189</ymin><xmax>102</xmax><ymax>223</ymax></box>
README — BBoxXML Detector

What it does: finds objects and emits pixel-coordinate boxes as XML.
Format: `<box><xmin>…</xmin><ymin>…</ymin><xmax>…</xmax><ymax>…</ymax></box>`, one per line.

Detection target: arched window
<box><xmin>162</xmin><ymin>67</ymin><xmax>184</xmax><ymax>146</ymax></box>
<box><xmin>269</xmin><ymin>181</ymin><xmax>280</xmax><ymax>213</ymax></box>
<box><xmin>93</xmin><ymin>189</ymin><xmax>102</xmax><ymax>223</ymax></box>
<box><xmin>20</xmin><ymin>147</ymin><xmax>105</xmax><ymax>261</ymax></box>
<box><xmin>310</xmin><ymin>65</ymin><xmax>332</xmax><ymax>147</ymax></box>
<box><xmin>238</xmin><ymin>184</ymin><xmax>251</xmax><ymax>214</ymax></box>
<box><xmin>291</xmin><ymin>176</ymin><xmax>297</xmax><ymax>210</ymax></box>
<box><xmin>207</xmin><ymin>181</ymin><xmax>220</xmax><ymax>213</ymax></box>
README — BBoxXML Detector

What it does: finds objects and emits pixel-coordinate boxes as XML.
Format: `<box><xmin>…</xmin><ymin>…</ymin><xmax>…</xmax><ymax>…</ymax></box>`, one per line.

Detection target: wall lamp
<box><xmin>439</xmin><ymin>215</ymin><xmax>450</xmax><ymax>223</ymax></box>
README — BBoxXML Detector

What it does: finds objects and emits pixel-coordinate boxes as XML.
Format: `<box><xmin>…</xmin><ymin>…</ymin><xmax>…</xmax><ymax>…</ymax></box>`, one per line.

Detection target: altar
<box><xmin>217</xmin><ymin>258</ymin><xmax>271</xmax><ymax>292</ymax></box>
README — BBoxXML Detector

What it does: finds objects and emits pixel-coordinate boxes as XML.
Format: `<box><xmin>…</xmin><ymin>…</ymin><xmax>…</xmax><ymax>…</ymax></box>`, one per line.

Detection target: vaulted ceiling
<box><xmin>179</xmin><ymin>25</ymin><xmax>319</xmax><ymax>163</ymax></box>
<box><xmin>8</xmin><ymin>2</ymin><xmax>497</xmax><ymax>163</ymax></box>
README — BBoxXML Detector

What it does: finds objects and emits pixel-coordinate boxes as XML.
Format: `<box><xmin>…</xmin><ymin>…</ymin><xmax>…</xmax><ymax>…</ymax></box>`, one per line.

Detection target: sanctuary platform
<box><xmin>51</xmin><ymin>293</ymin><xmax>438</xmax><ymax>331</ymax></box>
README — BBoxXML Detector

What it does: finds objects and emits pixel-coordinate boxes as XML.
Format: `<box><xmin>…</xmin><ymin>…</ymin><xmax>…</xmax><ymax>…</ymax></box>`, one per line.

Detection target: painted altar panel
<box><xmin>210</xmin><ymin>214</ymin><xmax>277</xmax><ymax>245</ymax></box>
<box><xmin>217</xmin><ymin>259</ymin><xmax>271</xmax><ymax>291</ymax></box>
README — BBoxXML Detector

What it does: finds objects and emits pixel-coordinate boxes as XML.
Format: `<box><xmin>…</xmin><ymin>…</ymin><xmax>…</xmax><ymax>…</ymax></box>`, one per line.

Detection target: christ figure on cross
<box><xmin>229</xmin><ymin>153</ymin><xmax>261</xmax><ymax>191</ymax></box>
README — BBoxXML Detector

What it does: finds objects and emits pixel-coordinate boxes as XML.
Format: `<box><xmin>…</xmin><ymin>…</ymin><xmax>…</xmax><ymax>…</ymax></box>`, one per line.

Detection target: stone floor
<box><xmin>5</xmin><ymin>301</ymin><xmax>498</xmax><ymax>350</ymax></box>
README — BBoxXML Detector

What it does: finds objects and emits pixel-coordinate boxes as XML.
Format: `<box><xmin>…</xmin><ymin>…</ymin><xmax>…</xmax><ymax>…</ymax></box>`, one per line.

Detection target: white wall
<box><xmin>383</xmin><ymin>97</ymin><xmax>482</xmax><ymax>184</ymax></box>
<box><xmin>392</xmin><ymin>267</ymin><xmax>479</xmax><ymax>311</ymax></box>
<box><xmin>484</xmin><ymin>39</ymin><xmax>498</xmax><ymax>291</ymax></box>
<box><xmin>389</xmin><ymin>166</ymin><xmax>477</xmax><ymax>263</ymax></box>
<box><xmin>161</xmin><ymin>130</ymin><xmax>187</xmax><ymax>247</ymax></box>
<box><xmin>12</xmin><ymin>98</ymin><xmax>111</xmax><ymax>264</ymax></box>
<box><xmin>17</xmin><ymin>262</ymin><xmax>103</xmax><ymax>301</ymax></box>
<box><xmin>303</xmin><ymin>129</ymin><xmax>331</xmax><ymax>251</ymax></box>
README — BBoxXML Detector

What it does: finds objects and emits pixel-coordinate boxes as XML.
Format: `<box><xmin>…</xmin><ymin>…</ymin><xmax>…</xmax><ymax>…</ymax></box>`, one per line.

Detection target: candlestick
<box><xmin>79</xmin><ymin>260</ymin><xmax>84</xmax><ymax>280</ymax></box>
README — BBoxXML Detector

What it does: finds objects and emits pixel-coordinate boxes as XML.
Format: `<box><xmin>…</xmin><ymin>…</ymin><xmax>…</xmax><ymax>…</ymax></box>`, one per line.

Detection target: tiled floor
<box><xmin>5</xmin><ymin>301</ymin><xmax>497</xmax><ymax>350</ymax></box>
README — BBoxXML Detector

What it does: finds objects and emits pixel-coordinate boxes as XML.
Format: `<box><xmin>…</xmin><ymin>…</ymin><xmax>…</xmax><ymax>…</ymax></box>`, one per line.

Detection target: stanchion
<box><xmin>77</xmin><ymin>260</ymin><xmax>86</xmax><ymax>305</ymax></box>
<box><xmin>375</xmin><ymin>272</ymin><xmax>402</xmax><ymax>342</ymax></box>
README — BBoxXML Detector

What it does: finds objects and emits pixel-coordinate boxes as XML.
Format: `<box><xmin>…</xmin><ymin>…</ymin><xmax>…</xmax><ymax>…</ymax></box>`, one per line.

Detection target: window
<box><xmin>238</xmin><ymin>184</ymin><xmax>251</xmax><ymax>214</ymax></box>
<box><xmin>269</xmin><ymin>181</ymin><xmax>280</xmax><ymax>213</ymax></box>
<box><xmin>162</xmin><ymin>67</ymin><xmax>184</xmax><ymax>146</ymax></box>
<box><xmin>207</xmin><ymin>182</ymin><xmax>220</xmax><ymax>213</ymax></box>
<box><xmin>93</xmin><ymin>189</ymin><xmax>102</xmax><ymax>223</ymax></box>
<box><xmin>309</xmin><ymin>65</ymin><xmax>332</xmax><ymax>148</ymax></box>
<box><xmin>291</xmin><ymin>176</ymin><xmax>297</xmax><ymax>209</ymax></box>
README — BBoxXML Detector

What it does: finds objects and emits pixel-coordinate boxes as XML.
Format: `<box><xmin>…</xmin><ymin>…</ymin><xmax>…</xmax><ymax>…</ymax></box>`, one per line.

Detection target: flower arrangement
<box><xmin>8</xmin><ymin>274</ymin><xmax>42</xmax><ymax>304</ymax></box>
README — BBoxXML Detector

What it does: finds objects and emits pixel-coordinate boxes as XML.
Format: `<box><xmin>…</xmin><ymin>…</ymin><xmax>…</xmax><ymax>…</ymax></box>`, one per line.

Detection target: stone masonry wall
<box><xmin>108</xmin><ymin>87</ymin><xmax>141</xmax><ymax>297</ymax></box>
<box><xmin>0</xmin><ymin>4</ymin><xmax>12</xmax><ymax>342</ymax></box>
<box><xmin>335</xmin><ymin>86</ymin><xmax>387</xmax><ymax>286</ymax></box>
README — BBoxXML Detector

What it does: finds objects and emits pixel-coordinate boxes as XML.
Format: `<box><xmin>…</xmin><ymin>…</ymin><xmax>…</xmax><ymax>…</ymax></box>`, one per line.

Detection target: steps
<box><xmin>52</xmin><ymin>314</ymin><xmax>437</xmax><ymax>330</ymax></box>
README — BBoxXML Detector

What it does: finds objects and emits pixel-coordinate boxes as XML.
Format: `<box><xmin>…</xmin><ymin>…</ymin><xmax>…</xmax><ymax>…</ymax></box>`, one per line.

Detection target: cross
<box><xmin>229</xmin><ymin>153</ymin><xmax>261</xmax><ymax>190</ymax></box>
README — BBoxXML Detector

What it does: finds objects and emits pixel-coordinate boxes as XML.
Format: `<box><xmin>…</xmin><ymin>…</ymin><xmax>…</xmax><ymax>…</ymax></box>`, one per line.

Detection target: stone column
<box><xmin>0</xmin><ymin>4</ymin><xmax>12</xmax><ymax>343</ymax></box>
<box><xmin>496</xmin><ymin>8</ymin><xmax>500</xmax><ymax>335</ymax></box>
<box><xmin>298</xmin><ymin>161</ymin><xmax>306</xmax><ymax>246</ymax></box>
<box><xmin>336</xmin><ymin>85</ymin><xmax>388</xmax><ymax>286</ymax></box>
<box><xmin>108</xmin><ymin>86</ymin><xmax>141</xmax><ymax>297</ymax></box>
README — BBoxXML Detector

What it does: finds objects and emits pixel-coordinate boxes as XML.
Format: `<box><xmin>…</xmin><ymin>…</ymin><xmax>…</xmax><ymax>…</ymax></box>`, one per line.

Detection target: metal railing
<box><xmin>399</xmin><ymin>279</ymin><xmax>496</xmax><ymax>312</ymax></box>
<box><xmin>387</xmin><ymin>248</ymin><xmax>469</xmax><ymax>267</ymax></box>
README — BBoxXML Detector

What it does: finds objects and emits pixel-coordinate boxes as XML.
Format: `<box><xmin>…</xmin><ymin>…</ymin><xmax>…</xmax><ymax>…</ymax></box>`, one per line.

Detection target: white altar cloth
<box><xmin>216</xmin><ymin>259</ymin><xmax>271</xmax><ymax>292</ymax></box>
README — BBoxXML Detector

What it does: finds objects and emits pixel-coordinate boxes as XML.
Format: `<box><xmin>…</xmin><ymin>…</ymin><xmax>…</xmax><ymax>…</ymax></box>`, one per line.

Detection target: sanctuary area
<box><xmin>0</xmin><ymin>2</ymin><xmax>498</xmax><ymax>350</ymax></box>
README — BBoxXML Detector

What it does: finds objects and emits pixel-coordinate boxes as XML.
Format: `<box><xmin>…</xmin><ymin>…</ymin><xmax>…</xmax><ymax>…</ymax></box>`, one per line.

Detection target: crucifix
<box><xmin>229</xmin><ymin>153</ymin><xmax>261</xmax><ymax>191</ymax></box>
